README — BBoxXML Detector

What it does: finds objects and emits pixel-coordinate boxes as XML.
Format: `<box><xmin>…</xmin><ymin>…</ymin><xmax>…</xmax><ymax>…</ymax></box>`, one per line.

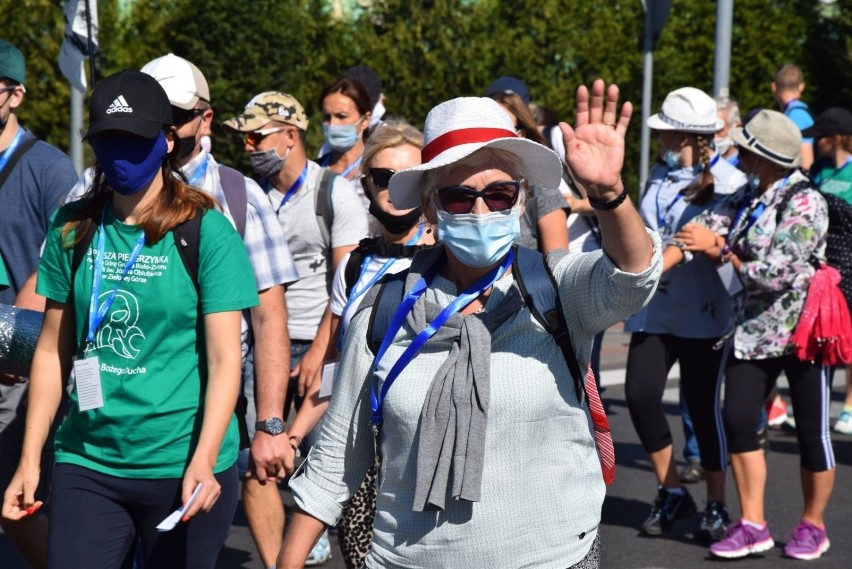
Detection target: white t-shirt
<box><xmin>268</xmin><ymin>160</ymin><xmax>369</xmax><ymax>340</ymax></box>
<box><xmin>330</xmin><ymin>252</ymin><xmax>412</xmax><ymax>333</ymax></box>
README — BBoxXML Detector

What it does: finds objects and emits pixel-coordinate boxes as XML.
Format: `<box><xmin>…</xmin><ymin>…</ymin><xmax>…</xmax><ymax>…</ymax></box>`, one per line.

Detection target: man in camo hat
<box><xmin>225</xmin><ymin>93</ymin><xmax>368</xmax><ymax>566</ymax></box>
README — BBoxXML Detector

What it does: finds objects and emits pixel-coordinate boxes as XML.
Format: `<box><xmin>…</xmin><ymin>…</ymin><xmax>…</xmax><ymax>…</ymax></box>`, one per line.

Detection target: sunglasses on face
<box><xmin>368</xmin><ymin>168</ymin><xmax>395</xmax><ymax>189</ymax></box>
<box><xmin>436</xmin><ymin>179</ymin><xmax>523</xmax><ymax>214</ymax></box>
<box><xmin>243</xmin><ymin>126</ymin><xmax>287</xmax><ymax>147</ymax></box>
<box><xmin>171</xmin><ymin>107</ymin><xmax>205</xmax><ymax>126</ymax></box>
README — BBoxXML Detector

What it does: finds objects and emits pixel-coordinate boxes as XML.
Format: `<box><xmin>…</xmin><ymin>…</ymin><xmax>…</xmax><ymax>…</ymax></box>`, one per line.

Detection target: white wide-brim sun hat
<box><xmin>646</xmin><ymin>86</ymin><xmax>724</xmax><ymax>134</ymax></box>
<box><xmin>388</xmin><ymin>97</ymin><xmax>562</xmax><ymax>210</ymax></box>
<box><xmin>730</xmin><ymin>109</ymin><xmax>802</xmax><ymax>168</ymax></box>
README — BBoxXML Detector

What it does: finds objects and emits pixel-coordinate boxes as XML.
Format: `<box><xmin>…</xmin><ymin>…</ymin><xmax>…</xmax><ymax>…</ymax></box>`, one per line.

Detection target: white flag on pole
<box><xmin>59</xmin><ymin>0</ymin><xmax>99</xmax><ymax>93</ymax></box>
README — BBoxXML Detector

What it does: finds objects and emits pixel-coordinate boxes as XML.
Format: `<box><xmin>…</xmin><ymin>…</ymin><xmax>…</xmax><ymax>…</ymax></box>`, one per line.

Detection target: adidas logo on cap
<box><xmin>106</xmin><ymin>95</ymin><xmax>133</xmax><ymax>114</ymax></box>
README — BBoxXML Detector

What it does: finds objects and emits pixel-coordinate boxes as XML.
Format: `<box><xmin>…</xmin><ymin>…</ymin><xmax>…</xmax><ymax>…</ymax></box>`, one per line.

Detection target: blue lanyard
<box><xmin>187</xmin><ymin>154</ymin><xmax>209</xmax><ymax>186</ymax></box>
<box><xmin>0</xmin><ymin>129</ymin><xmax>25</xmax><ymax>174</ymax></box>
<box><xmin>341</xmin><ymin>154</ymin><xmax>363</xmax><ymax>179</ymax></box>
<box><xmin>86</xmin><ymin>208</ymin><xmax>147</xmax><ymax>348</ymax></box>
<box><xmin>727</xmin><ymin>175</ymin><xmax>791</xmax><ymax>248</ymax></box>
<box><xmin>275</xmin><ymin>163</ymin><xmax>308</xmax><ymax>214</ymax></box>
<box><xmin>369</xmin><ymin>249</ymin><xmax>514</xmax><ymax>428</ymax></box>
<box><xmin>655</xmin><ymin>154</ymin><xmax>720</xmax><ymax>233</ymax></box>
<box><xmin>337</xmin><ymin>225</ymin><xmax>425</xmax><ymax>349</ymax></box>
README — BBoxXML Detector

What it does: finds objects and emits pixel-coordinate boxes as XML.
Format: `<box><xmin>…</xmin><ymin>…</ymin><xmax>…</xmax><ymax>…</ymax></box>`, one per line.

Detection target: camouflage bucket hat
<box><xmin>223</xmin><ymin>91</ymin><xmax>308</xmax><ymax>132</ymax></box>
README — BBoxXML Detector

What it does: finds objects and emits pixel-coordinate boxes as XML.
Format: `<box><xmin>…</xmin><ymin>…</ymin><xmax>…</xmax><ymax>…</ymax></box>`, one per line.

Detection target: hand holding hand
<box><xmin>248</xmin><ymin>431</ymin><xmax>296</xmax><ymax>484</ymax></box>
<box><xmin>560</xmin><ymin>79</ymin><xmax>632</xmax><ymax>201</ymax></box>
<box><xmin>674</xmin><ymin>223</ymin><xmax>719</xmax><ymax>253</ymax></box>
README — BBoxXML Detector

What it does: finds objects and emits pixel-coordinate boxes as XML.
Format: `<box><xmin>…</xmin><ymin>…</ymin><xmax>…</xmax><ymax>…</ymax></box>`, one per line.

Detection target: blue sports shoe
<box><xmin>305</xmin><ymin>532</ymin><xmax>332</xmax><ymax>566</ymax></box>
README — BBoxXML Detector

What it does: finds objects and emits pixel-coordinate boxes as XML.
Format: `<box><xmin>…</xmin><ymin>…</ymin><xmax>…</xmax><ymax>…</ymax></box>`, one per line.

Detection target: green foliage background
<box><xmin>3</xmin><ymin>0</ymin><xmax>851</xmax><ymax>191</ymax></box>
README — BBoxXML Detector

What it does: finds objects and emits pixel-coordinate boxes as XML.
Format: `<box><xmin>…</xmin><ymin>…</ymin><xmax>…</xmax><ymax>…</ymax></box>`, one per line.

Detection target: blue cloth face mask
<box><xmin>436</xmin><ymin>208</ymin><xmax>520</xmax><ymax>268</ymax></box>
<box><xmin>91</xmin><ymin>131</ymin><xmax>168</xmax><ymax>196</ymax></box>
<box><xmin>322</xmin><ymin>122</ymin><xmax>361</xmax><ymax>152</ymax></box>
<box><xmin>663</xmin><ymin>149</ymin><xmax>681</xmax><ymax>169</ymax></box>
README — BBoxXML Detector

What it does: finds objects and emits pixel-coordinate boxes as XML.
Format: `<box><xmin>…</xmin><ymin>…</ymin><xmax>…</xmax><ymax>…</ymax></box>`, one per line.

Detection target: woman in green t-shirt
<box><xmin>2</xmin><ymin>71</ymin><xmax>258</xmax><ymax>569</ymax></box>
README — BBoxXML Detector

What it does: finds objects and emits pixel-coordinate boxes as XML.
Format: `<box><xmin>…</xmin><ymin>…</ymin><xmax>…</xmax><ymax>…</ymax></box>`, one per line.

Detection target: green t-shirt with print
<box><xmin>814</xmin><ymin>158</ymin><xmax>852</xmax><ymax>204</ymax></box>
<box><xmin>0</xmin><ymin>259</ymin><xmax>8</xmax><ymax>290</ymax></box>
<box><xmin>37</xmin><ymin>204</ymin><xmax>259</xmax><ymax>478</ymax></box>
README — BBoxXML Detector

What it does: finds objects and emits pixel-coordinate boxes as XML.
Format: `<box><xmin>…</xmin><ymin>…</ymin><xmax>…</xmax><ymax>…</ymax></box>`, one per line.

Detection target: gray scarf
<box><xmin>398</xmin><ymin>247</ymin><xmax>523</xmax><ymax>511</ymax></box>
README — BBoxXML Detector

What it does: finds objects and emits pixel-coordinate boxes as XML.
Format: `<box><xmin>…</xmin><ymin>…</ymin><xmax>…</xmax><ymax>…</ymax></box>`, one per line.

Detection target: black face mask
<box><xmin>176</xmin><ymin>134</ymin><xmax>198</xmax><ymax>161</ymax></box>
<box><xmin>368</xmin><ymin>199</ymin><xmax>422</xmax><ymax>235</ymax></box>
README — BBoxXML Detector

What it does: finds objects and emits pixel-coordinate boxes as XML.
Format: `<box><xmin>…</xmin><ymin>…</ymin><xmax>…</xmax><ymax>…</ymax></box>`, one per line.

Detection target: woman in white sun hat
<box><xmin>277</xmin><ymin>79</ymin><xmax>660</xmax><ymax>569</ymax></box>
<box><xmin>670</xmin><ymin>109</ymin><xmax>834</xmax><ymax>560</ymax></box>
<box><xmin>623</xmin><ymin>86</ymin><xmax>745</xmax><ymax>543</ymax></box>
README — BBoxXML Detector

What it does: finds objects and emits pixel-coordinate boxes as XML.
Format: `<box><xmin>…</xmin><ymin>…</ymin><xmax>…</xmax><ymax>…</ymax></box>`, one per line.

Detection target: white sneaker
<box><xmin>834</xmin><ymin>409</ymin><xmax>852</xmax><ymax>435</ymax></box>
<box><xmin>305</xmin><ymin>533</ymin><xmax>332</xmax><ymax>566</ymax></box>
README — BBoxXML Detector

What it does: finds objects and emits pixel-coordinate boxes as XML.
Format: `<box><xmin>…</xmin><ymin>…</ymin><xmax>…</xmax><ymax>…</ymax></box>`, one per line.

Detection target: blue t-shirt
<box><xmin>0</xmin><ymin>128</ymin><xmax>78</xmax><ymax>303</ymax></box>
<box><xmin>785</xmin><ymin>100</ymin><xmax>815</xmax><ymax>145</ymax></box>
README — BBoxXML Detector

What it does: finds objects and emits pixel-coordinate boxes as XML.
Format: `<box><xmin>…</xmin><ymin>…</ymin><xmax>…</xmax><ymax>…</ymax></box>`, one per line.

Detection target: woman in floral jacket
<box><xmin>666</xmin><ymin>110</ymin><xmax>835</xmax><ymax>561</ymax></box>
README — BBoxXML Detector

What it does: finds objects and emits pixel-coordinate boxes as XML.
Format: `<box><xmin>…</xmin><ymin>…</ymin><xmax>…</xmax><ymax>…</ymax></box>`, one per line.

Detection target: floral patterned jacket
<box><xmin>692</xmin><ymin>169</ymin><xmax>828</xmax><ymax>360</ymax></box>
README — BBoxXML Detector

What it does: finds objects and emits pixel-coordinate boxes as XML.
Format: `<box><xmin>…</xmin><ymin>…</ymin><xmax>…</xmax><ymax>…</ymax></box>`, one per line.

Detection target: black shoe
<box><xmin>695</xmin><ymin>500</ymin><xmax>730</xmax><ymax>543</ymax></box>
<box><xmin>641</xmin><ymin>487</ymin><xmax>697</xmax><ymax>536</ymax></box>
<box><xmin>679</xmin><ymin>460</ymin><xmax>705</xmax><ymax>484</ymax></box>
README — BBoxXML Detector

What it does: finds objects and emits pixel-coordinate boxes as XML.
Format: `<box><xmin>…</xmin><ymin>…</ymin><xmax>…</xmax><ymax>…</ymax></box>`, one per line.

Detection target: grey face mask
<box><xmin>249</xmin><ymin>146</ymin><xmax>290</xmax><ymax>179</ymax></box>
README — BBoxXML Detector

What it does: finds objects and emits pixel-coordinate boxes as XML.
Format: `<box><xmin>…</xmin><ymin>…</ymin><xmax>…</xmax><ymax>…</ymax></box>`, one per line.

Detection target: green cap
<box><xmin>0</xmin><ymin>40</ymin><xmax>25</xmax><ymax>85</ymax></box>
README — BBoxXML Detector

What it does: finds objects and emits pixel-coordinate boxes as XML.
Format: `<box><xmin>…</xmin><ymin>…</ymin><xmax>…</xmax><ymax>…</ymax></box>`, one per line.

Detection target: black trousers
<box><xmin>625</xmin><ymin>332</ymin><xmax>727</xmax><ymax>471</ymax></box>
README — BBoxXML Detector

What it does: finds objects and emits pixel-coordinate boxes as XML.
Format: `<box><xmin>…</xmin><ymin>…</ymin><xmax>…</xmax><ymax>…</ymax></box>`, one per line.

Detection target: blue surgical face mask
<box><xmin>322</xmin><ymin>121</ymin><xmax>361</xmax><ymax>152</ymax></box>
<box><xmin>663</xmin><ymin>149</ymin><xmax>681</xmax><ymax>169</ymax></box>
<box><xmin>436</xmin><ymin>208</ymin><xmax>520</xmax><ymax>268</ymax></box>
<box><xmin>91</xmin><ymin>131</ymin><xmax>168</xmax><ymax>195</ymax></box>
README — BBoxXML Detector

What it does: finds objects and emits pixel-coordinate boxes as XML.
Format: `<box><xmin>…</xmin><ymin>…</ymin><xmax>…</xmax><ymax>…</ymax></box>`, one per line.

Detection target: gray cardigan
<box><xmin>290</xmin><ymin>233</ymin><xmax>662</xmax><ymax>568</ymax></box>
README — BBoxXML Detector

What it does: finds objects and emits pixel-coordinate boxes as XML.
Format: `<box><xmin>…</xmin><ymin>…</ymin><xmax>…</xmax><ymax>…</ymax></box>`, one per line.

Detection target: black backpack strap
<box><xmin>511</xmin><ymin>245</ymin><xmax>586</xmax><ymax>404</ymax></box>
<box><xmin>0</xmin><ymin>137</ymin><xmax>38</xmax><ymax>191</ymax></box>
<box><xmin>218</xmin><ymin>166</ymin><xmax>247</xmax><ymax>239</ymax></box>
<box><xmin>172</xmin><ymin>208</ymin><xmax>204</xmax><ymax>291</ymax></box>
<box><xmin>365</xmin><ymin>269</ymin><xmax>409</xmax><ymax>356</ymax></box>
<box><xmin>315</xmin><ymin>169</ymin><xmax>336</xmax><ymax>250</ymax></box>
<box><xmin>344</xmin><ymin>249</ymin><xmax>365</xmax><ymax>299</ymax></box>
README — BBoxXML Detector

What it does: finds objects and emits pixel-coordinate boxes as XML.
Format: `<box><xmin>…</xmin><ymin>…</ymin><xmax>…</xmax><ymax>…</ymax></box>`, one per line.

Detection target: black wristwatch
<box><xmin>255</xmin><ymin>417</ymin><xmax>285</xmax><ymax>436</ymax></box>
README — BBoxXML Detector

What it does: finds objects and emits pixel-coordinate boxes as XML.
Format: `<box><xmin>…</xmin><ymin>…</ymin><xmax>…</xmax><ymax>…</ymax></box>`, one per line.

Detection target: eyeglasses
<box><xmin>171</xmin><ymin>107</ymin><xmax>205</xmax><ymax>126</ymax></box>
<box><xmin>368</xmin><ymin>168</ymin><xmax>395</xmax><ymax>189</ymax></box>
<box><xmin>436</xmin><ymin>179</ymin><xmax>523</xmax><ymax>214</ymax></box>
<box><xmin>243</xmin><ymin>126</ymin><xmax>287</xmax><ymax>146</ymax></box>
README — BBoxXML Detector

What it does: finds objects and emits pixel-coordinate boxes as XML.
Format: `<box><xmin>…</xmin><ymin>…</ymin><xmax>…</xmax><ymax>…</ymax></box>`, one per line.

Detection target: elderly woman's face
<box><xmin>368</xmin><ymin>144</ymin><xmax>422</xmax><ymax>215</ymax></box>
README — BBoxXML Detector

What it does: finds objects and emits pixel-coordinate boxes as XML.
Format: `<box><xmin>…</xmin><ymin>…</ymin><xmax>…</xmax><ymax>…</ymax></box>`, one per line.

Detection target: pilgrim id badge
<box><xmin>716</xmin><ymin>262</ymin><xmax>744</xmax><ymax>297</ymax></box>
<box><xmin>73</xmin><ymin>355</ymin><xmax>104</xmax><ymax>411</ymax></box>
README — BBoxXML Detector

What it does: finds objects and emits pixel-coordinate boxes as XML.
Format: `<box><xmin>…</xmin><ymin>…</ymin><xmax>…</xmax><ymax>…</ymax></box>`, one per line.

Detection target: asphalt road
<box><xmin>3</xmin><ymin>327</ymin><xmax>851</xmax><ymax>568</ymax></box>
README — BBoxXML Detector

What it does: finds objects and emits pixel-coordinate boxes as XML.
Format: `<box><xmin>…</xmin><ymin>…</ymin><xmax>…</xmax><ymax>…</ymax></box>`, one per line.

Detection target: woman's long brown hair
<box><xmin>61</xmin><ymin>132</ymin><xmax>218</xmax><ymax>247</ymax></box>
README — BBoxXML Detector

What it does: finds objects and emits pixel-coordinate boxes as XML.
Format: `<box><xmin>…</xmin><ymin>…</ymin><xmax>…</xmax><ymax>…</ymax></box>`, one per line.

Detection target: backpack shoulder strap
<box><xmin>315</xmin><ymin>168</ymin><xmax>336</xmax><ymax>250</ymax></box>
<box><xmin>172</xmin><ymin>208</ymin><xmax>204</xmax><ymax>291</ymax></box>
<box><xmin>0</xmin><ymin>137</ymin><xmax>38</xmax><ymax>191</ymax></box>
<box><xmin>217</xmin><ymin>166</ymin><xmax>247</xmax><ymax>239</ymax></box>
<box><xmin>511</xmin><ymin>244</ymin><xmax>586</xmax><ymax>404</ymax></box>
<box><xmin>365</xmin><ymin>269</ymin><xmax>409</xmax><ymax>356</ymax></box>
<box><xmin>344</xmin><ymin>249</ymin><xmax>365</xmax><ymax>299</ymax></box>
<box><xmin>774</xmin><ymin>177</ymin><xmax>813</xmax><ymax>225</ymax></box>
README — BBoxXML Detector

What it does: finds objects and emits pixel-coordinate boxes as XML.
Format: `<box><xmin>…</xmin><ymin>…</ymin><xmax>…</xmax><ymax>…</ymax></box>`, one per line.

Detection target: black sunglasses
<box><xmin>368</xmin><ymin>168</ymin><xmax>395</xmax><ymax>189</ymax></box>
<box><xmin>171</xmin><ymin>107</ymin><xmax>205</xmax><ymax>126</ymax></box>
<box><xmin>436</xmin><ymin>179</ymin><xmax>523</xmax><ymax>214</ymax></box>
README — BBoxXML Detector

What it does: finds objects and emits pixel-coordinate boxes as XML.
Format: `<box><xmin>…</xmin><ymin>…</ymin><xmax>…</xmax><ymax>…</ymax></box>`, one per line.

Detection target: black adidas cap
<box><xmin>83</xmin><ymin>70</ymin><xmax>173</xmax><ymax>140</ymax></box>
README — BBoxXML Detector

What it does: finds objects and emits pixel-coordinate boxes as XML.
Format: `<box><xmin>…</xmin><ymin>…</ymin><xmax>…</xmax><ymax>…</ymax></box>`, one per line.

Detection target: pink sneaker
<box><xmin>710</xmin><ymin>519</ymin><xmax>774</xmax><ymax>558</ymax></box>
<box><xmin>783</xmin><ymin>520</ymin><xmax>830</xmax><ymax>560</ymax></box>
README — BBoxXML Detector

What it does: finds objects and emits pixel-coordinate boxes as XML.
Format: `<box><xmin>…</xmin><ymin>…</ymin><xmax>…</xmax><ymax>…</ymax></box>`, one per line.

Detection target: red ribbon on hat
<box><xmin>422</xmin><ymin>127</ymin><xmax>517</xmax><ymax>163</ymax></box>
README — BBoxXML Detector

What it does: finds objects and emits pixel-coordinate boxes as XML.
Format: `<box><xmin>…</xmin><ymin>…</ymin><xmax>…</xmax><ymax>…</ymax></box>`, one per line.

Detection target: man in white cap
<box><xmin>140</xmin><ymin>54</ymin><xmax>301</xmax><ymax>568</ymax></box>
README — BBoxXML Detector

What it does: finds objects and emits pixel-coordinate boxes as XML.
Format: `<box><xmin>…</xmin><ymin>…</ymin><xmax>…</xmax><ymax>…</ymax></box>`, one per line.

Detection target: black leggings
<box><xmin>625</xmin><ymin>333</ymin><xmax>727</xmax><ymax>471</ymax></box>
<box><xmin>47</xmin><ymin>463</ymin><xmax>238</xmax><ymax>569</ymax></box>
<box><xmin>724</xmin><ymin>354</ymin><xmax>835</xmax><ymax>472</ymax></box>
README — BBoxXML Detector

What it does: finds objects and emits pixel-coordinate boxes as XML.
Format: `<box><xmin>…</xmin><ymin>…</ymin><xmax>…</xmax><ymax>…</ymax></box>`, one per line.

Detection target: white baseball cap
<box><xmin>140</xmin><ymin>53</ymin><xmax>210</xmax><ymax>110</ymax></box>
<box><xmin>646</xmin><ymin>87</ymin><xmax>723</xmax><ymax>134</ymax></box>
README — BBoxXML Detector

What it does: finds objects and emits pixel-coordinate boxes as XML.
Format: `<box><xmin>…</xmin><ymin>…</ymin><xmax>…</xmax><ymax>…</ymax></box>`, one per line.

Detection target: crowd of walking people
<box><xmin>0</xmin><ymin>36</ymin><xmax>850</xmax><ymax>568</ymax></box>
